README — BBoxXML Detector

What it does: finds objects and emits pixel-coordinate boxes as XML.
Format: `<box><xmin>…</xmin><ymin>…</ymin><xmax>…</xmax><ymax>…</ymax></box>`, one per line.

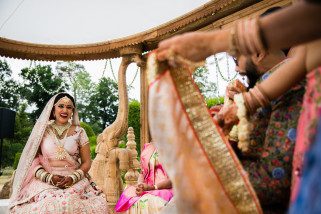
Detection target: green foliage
<box><xmin>56</xmin><ymin>62</ymin><xmax>94</xmax><ymax>121</ymax></box>
<box><xmin>86</xmin><ymin>77</ymin><xmax>118</xmax><ymax>130</ymax></box>
<box><xmin>0</xmin><ymin>59</ymin><xmax>20</xmax><ymax>110</ymax></box>
<box><xmin>193</xmin><ymin>66</ymin><xmax>217</xmax><ymax>98</ymax></box>
<box><xmin>1</xmin><ymin>142</ymin><xmax>24</xmax><ymax>167</ymax></box>
<box><xmin>20</xmin><ymin>64</ymin><xmax>68</xmax><ymax>121</ymax></box>
<box><xmin>13</xmin><ymin>152</ymin><xmax>22</xmax><ymax>169</ymax></box>
<box><xmin>13</xmin><ymin>104</ymin><xmax>33</xmax><ymax>145</ymax></box>
<box><xmin>90</xmin><ymin>122</ymin><xmax>102</xmax><ymax>135</ymax></box>
<box><xmin>89</xmin><ymin>136</ymin><xmax>97</xmax><ymax>147</ymax></box>
<box><xmin>90</xmin><ymin>145</ymin><xmax>96</xmax><ymax>159</ymax></box>
<box><xmin>80</xmin><ymin>122</ymin><xmax>95</xmax><ymax>138</ymax></box>
<box><xmin>1</xmin><ymin>104</ymin><xmax>33</xmax><ymax>167</ymax></box>
<box><xmin>206</xmin><ymin>97</ymin><xmax>224</xmax><ymax>108</ymax></box>
<box><xmin>128</xmin><ymin>100</ymin><xmax>141</xmax><ymax>153</ymax></box>
<box><xmin>118</xmin><ymin>140</ymin><xmax>126</xmax><ymax>149</ymax></box>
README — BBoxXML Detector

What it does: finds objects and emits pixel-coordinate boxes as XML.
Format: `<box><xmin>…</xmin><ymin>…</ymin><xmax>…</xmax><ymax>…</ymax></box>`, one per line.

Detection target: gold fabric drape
<box><xmin>147</xmin><ymin>53</ymin><xmax>262</xmax><ymax>213</ymax></box>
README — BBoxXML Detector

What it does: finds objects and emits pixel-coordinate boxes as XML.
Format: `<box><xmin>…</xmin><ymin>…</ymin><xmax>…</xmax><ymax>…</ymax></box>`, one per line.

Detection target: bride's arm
<box><xmin>79</xmin><ymin>144</ymin><xmax>91</xmax><ymax>173</ymax></box>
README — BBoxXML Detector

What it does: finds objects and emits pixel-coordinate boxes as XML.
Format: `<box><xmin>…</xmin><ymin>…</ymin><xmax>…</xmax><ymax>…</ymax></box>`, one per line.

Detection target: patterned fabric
<box><xmin>115</xmin><ymin>143</ymin><xmax>173</xmax><ymax>213</ymax></box>
<box><xmin>289</xmin><ymin>118</ymin><xmax>321</xmax><ymax>214</ymax></box>
<box><xmin>240</xmin><ymin>62</ymin><xmax>305</xmax><ymax>212</ymax></box>
<box><xmin>291</xmin><ymin>67</ymin><xmax>321</xmax><ymax>202</ymax></box>
<box><xmin>10</xmin><ymin>93</ymin><xmax>81</xmax><ymax>208</ymax></box>
<box><xmin>147</xmin><ymin>53</ymin><xmax>262</xmax><ymax>214</ymax></box>
<box><xmin>10</xmin><ymin>178</ymin><xmax>107</xmax><ymax>214</ymax></box>
<box><xmin>10</xmin><ymin>128</ymin><xmax>107</xmax><ymax>214</ymax></box>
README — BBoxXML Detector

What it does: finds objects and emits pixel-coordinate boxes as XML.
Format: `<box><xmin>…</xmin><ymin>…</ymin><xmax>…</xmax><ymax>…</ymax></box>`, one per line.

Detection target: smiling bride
<box><xmin>9</xmin><ymin>93</ymin><xmax>108</xmax><ymax>214</ymax></box>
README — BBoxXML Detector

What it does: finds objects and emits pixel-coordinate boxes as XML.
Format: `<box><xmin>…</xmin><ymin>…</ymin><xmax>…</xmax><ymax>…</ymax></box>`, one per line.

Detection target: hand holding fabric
<box><xmin>216</xmin><ymin>104</ymin><xmax>239</xmax><ymax>135</ymax></box>
<box><xmin>157</xmin><ymin>31</ymin><xmax>228</xmax><ymax>63</ymax></box>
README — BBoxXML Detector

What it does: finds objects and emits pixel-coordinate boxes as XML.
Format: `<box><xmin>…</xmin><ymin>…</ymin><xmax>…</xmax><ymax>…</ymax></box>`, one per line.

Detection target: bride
<box><xmin>9</xmin><ymin>92</ymin><xmax>108</xmax><ymax>213</ymax></box>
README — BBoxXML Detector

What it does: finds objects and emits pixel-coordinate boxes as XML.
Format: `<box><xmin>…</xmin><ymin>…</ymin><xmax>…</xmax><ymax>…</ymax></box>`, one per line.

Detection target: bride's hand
<box><xmin>56</xmin><ymin>176</ymin><xmax>73</xmax><ymax>189</ymax></box>
<box><xmin>51</xmin><ymin>175</ymin><xmax>65</xmax><ymax>187</ymax></box>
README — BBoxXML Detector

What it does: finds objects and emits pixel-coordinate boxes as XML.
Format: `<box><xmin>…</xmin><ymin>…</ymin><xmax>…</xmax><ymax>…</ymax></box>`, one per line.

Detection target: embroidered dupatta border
<box><xmin>148</xmin><ymin>55</ymin><xmax>262</xmax><ymax>213</ymax></box>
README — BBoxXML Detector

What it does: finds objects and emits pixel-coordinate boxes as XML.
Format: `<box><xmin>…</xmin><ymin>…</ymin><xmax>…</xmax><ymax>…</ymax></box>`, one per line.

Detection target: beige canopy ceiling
<box><xmin>0</xmin><ymin>0</ymin><xmax>290</xmax><ymax>61</ymax></box>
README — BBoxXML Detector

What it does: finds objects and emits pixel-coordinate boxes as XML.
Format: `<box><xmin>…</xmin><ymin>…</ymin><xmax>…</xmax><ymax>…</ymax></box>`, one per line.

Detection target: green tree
<box><xmin>87</xmin><ymin>77</ymin><xmax>118</xmax><ymax>130</ymax></box>
<box><xmin>0</xmin><ymin>59</ymin><xmax>20</xmax><ymax>109</ymax></box>
<box><xmin>193</xmin><ymin>66</ymin><xmax>217</xmax><ymax>99</ymax></box>
<box><xmin>128</xmin><ymin>100</ymin><xmax>140</xmax><ymax>153</ymax></box>
<box><xmin>56</xmin><ymin>62</ymin><xmax>97</xmax><ymax>122</ymax></box>
<box><xmin>20</xmin><ymin>64</ymin><xmax>68</xmax><ymax>121</ymax></box>
<box><xmin>2</xmin><ymin>104</ymin><xmax>33</xmax><ymax>167</ymax></box>
<box><xmin>206</xmin><ymin>97</ymin><xmax>224</xmax><ymax>108</ymax></box>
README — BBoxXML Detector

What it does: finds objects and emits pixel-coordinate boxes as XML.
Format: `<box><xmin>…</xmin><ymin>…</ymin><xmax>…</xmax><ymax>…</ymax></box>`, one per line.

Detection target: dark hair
<box><xmin>260</xmin><ymin>7</ymin><xmax>290</xmax><ymax>56</ymax></box>
<box><xmin>50</xmin><ymin>93</ymin><xmax>75</xmax><ymax>120</ymax></box>
<box><xmin>245</xmin><ymin>58</ymin><xmax>261</xmax><ymax>89</ymax></box>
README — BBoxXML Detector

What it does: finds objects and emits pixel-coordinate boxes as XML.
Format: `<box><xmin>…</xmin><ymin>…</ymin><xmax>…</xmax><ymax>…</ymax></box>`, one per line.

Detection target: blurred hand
<box><xmin>157</xmin><ymin>32</ymin><xmax>215</xmax><ymax>63</ymax></box>
<box><xmin>216</xmin><ymin>104</ymin><xmax>239</xmax><ymax>135</ymax></box>
<box><xmin>135</xmin><ymin>183</ymin><xmax>144</xmax><ymax>196</ymax></box>
<box><xmin>135</xmin><ymin>183</ymin><xmax>154</xmax><ymax>196</ymax></box>
<box><xmin>226</xmin><ymin>80</ymin><xmax>246</xmax><ymax>100</ymax></box>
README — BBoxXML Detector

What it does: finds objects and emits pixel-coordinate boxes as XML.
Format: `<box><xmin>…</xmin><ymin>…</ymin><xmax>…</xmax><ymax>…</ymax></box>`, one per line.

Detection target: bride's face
<box><xmin>53</xmin><ymin>97</ymin><xmax>74</xmax><ymax>125</ymax></box>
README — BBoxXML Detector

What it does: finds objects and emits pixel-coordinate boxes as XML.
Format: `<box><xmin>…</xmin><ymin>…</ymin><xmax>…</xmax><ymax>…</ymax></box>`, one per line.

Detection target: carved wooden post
<box><xmin>125</xmin><ymin>127</ymin><xmax>140</xmax><ymax>187</ymax></box>
<box><xmin>136</xmin><ymin>56</ymin><xmax>149</xmax><ymax>153</ymax></box>
<box><xmin>89</xmin><ymin>46</ymin><xmax>143</xmax><ymax>213</ymax></box>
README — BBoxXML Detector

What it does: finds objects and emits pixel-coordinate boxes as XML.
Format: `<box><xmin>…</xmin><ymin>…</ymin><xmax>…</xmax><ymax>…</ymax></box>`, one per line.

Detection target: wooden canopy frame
<box><xmin>0</xmin><ymin>0</ymin><xmax>290</xmax><ymax>61</ymax></box>
<box><xmin>0</xmin><ymin>0</ymin><xmax>291</xmax><ymax>151</ymax></box>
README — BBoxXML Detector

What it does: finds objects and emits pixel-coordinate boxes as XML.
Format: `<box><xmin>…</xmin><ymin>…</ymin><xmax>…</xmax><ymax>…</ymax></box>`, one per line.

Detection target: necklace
<box><xmin>51</xmin><ymin>122</ymin><xmax>71</xmax><ymax>137</ymax></box>
<box><xmin>49</xmin><ymin>127</ymin><xmax>70</xmax><ymax>160</ymax></box>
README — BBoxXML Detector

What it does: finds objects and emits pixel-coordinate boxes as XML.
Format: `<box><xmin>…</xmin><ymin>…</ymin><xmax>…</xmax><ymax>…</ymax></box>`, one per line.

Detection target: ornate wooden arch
<box><xmin>0</xmin><ymin>0</ymin><xmax>289</xmax><ymax>62</ymax></box>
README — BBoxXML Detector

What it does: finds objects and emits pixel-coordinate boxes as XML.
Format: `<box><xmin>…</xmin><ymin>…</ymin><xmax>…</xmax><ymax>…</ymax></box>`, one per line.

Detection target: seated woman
<box><xmin>115</xmin><ymin>141</ymin><xmax>173</xmax><ymax>214</ymax></box>
<box><xmin>9</xmin><ymin>93</ymin><xmax>108</xmax><ymax>213</ymax></box>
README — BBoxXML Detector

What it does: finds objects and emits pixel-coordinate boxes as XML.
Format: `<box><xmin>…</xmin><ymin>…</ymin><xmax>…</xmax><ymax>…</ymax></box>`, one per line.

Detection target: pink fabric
<box><xmin>10</xmin><ymin>127</ymin><xmax>107</xmax><ymax>213</ymax></box>
<box><xmin>291</xmin><ymin>67</ymin><xmax>321</xmax><ymax>202</ymax></box>
<box><xmin>115</xmin><ymin>143</ymin><xmax>173</xmax><ymax>212</ymax></box>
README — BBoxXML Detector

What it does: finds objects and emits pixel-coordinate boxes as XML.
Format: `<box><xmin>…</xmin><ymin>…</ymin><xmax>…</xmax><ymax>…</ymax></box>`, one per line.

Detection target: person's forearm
<box><xmin>259</xmin><ymin>46</ymin><xmax>306</xmax><ymax>101</ymax></box>
<box><xmin>261</xmin><ymin>1</ymin><xmax>321</xmax><ymax>51</ymax></box>
<box><xmin>79</xmin><ymin>161</ymin><xmax>91</xmax><ymax>173</ymax></box>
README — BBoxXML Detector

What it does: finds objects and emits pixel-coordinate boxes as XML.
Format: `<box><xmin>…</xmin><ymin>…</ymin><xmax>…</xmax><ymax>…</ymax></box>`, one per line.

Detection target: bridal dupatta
<box><xmin>9</xmin><ymin>93</ymin><xmax>80</xmax><ymax>209</ymax></box>
<box><xmin>147</xmin><ymin>53</ymin><xmax>263</xmax><ymax>214</ymax></box>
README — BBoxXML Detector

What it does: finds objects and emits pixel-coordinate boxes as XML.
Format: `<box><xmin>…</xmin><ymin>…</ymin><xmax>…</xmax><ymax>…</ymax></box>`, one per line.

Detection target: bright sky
<box><xmin>0</xmin><ymin>0</ymin><xmax>244</xmax><ymax>101</ymax></box>
<box><xmin>2</xmin><ymin>53</ymin><xmax>242</xmax><ymax>102</ymax></box>
<box><xmin>0</xmin><ymin>0</ymin><xmax>210</xmax><ymax>44</ymax></box>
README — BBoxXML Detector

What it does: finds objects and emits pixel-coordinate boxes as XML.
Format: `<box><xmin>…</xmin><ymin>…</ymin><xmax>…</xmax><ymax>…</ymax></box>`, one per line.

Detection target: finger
<box><xmin>158</xmin><ymin>37</ymin><xmax>176</xmax><ymax>50</ymax></box>
<box><xmin>157</xmin><ymin>50</ymin><xmax>169</xmax><ymax>61</ymax></box>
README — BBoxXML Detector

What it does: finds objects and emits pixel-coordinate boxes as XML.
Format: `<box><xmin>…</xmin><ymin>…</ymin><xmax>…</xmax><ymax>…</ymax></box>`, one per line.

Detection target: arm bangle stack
<box><xmin>228</xmin><ymin>17</ymin><xmax>267</xmax><ymax>57</ymax></box>
<box><xmin>68</xmin><ymin>169</ymin><xmax>85</xmax><ymax>185</ymax></box>
<box><xmin>35</xmin><ymin>166</ymin><xmax>54</xmax><ymax>185</ymax></box>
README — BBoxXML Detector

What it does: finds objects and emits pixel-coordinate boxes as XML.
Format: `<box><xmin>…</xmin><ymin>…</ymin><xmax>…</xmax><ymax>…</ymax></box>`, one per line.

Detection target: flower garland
<box><xmin>27</xmin><ymin>61</ymin><xmax>66</xmax><ymax>95</ymax></box>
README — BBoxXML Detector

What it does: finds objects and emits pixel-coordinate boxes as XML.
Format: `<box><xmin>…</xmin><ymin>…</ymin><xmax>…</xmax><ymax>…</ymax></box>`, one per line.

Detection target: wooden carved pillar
<box><xmin>124</xmin><ymin>127</ymin><xmax>140</xmax><ymax>187</ymax></box>
<box><xmin>139</xmin><ymin>56</ymin><xmax>149</xmax><ymax>153</ymax></box>
<box><xmin>90</xmin><ymin>46</ymin><xmax>143</xmax><ymax>212</ymax></box>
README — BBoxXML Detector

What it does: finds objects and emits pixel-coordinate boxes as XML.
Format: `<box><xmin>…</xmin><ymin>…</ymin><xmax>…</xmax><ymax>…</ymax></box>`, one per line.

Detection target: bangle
<box><xmin>154</xmin><ymin>184</ymin><xmax>158</xmax><ymax>190</ymax></box>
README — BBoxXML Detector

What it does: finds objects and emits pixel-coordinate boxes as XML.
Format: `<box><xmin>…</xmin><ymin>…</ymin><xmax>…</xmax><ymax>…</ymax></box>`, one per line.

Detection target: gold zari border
<box><xmin>169</xmin><ymin>65</ymin><xmax>262</xmax><ymax>214</ymax></box>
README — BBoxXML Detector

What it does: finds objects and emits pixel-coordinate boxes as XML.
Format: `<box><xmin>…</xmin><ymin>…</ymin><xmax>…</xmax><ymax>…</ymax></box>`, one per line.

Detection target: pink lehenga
<box><xmin>147</xmin><ymin>53</ymin><xmax>263</xmax><ymax>214</ymax></box>
<box><xmin>115</xmin><ymin>143</ymin><xmax>173</xmax><ymax>213</ymax></box>
<box><xmin>9</xmin><ymin>93</ymin><xmax>108</xmax><ymax>214</ymax></box>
